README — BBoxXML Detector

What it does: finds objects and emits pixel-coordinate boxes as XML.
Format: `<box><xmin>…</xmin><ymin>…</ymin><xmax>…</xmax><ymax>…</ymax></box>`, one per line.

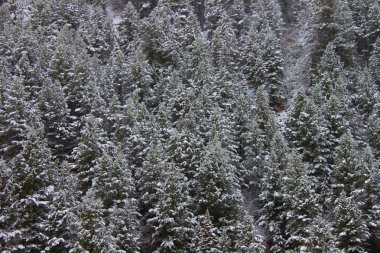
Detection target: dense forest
<box><xmin>0</xmin><ymin>0</ymin><xmax>379</xmax><ymax>252</ymax></box>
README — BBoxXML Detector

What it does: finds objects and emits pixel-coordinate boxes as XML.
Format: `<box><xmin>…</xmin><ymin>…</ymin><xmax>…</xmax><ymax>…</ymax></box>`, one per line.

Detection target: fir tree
<box><xmin>148</xmin><ymin>163</ymin><xmax>195</xmax><ymax>253</ymax></box>
<box><xmin>117</xmin><ymin>1</ymin><xmax>140</xmax><ymax>54</ymax></box>
<box><xmin>5</xmin><ymin>113</ymin><xmax>55</xmax><ymax>252</ymax></box>
<box><xmin>0</xmin><ymin>77</ymin><xmax>30</xmax><ymax>160</ymax></box>
<box><xmin>283</xmin><ymin>152</ymin><xmax>321</xmax><ymax>251</ymax></box>
<box><xmin>235</xmin><ymin>214</ymin><xmax>266</xmax><ymax>253</ymax></box>
<box><xmin>194</xmin><ymin>128</ymin><xmax>243</xmax><ymax>226</ymax></box>
<box><xmin>259</xmin><ymin>131</ymin><xmax>287</xmax><ymax>253</ymax></box>
<box><xmin>369</xmin><ymin>37</ymin><xmax>380</xmax><ymax>86</ymax></box>
<box><xmin>332</xmin><ymin>191</ymin><xmax>369</xmax><ymax>253</ymax></box>
<box><xmin>194</xmin><ymin>211</ymin><xmax>223</xmax><ymax>253</ymax></box>
<box><xmin>71</xmin><ymin>115</ymin><xmax>109</xmax><ymax>195</ymax></box>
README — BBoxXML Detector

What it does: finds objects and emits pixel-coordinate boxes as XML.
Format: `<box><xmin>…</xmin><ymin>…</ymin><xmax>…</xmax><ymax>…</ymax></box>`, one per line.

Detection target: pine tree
<box><xmin>0</xmin><ymin>76</ymin><xmax>30</xmax><ymax>160</ymax></box>
<box><xmin>126</xmin><ymin>46</ymin><xmax>155</xmax><ymax>105</ymax></box>
<box><xmin>137</xmin><ymin>143</ymin><xmax>166</xmax><ymax>217</ymax></box>
<box><xmin>242</xmin><ymin>24</ymin><xmax>286</xmax><ymax>108</ymax></box>
<box><xmin>45</xmin><ymin>162</ymin><xmax>81</xmax><ymax>252</ymax></box>
<box><xmin>71</xmin><ymin>115</ymin><xmax>109</xmax><ymax>195</ymax></box>
<box><xmin>331</xmin><ymin>133</ymin><xmax>366</xmax><ymax>198</ymax></box>
<box><xmin>117</xmin><ymin>1</ymin><xmax>140</xmax><ymax>54</ymax></box>
<box><xmin>148</xmin><ymin>163</ymin><xmax>195</xmax><ymax>253</ymax></box>
<box><xmin>235</xmin><ymin>214</ymin><xmax>266</xmax><ymax>253</ymax></box>
<box><xmin>38</xmin><ymin>78</ymin><xmax>73</xmax><ymax>158</ymax></box>
<box><xmin>369</xmin><ymin>37</ymin><xmax>380</xmax><ymax>86</ymax></box>
<box><xmin>283</xmin><ymin>152</ymin><xmax>321</xmax><ymax>251</ymax></box>
<box><xmin>259</xmin><ymin>131</ymin><xmax>287</xmax><ymax>253</ymax></box>
<box><xmin>254</xmin><ymin>0</ymin><xmax>284</xmax><ymax>37</ymax></box>
<box><xmin>107</xmin><ymin>46</ymin><xmax>130</xmax><ymax>103</ymax></box>
<box><xmin>285</xmin><ymin>91</ymin><xmax>332</xmax><ymax>175</ymax></box>
<box><xmin>313</xmin><ymin>42</ymin><xmax>345</xmax><ymax>101</ymax></box>
<box><xmin>80</xmin><ymin>147</ymin><xmax>139</xmax><ymax>252</ymax></box>
<box><xmin>332</xmin><ymin>0</ymin><xmax>357</xmax><ymax>65</ymax></box>
<box><xmin>332</xmin><ymin>191</ymin><xmax>369</xmax><ymax>253</ymax></box>
<box><xmin>5</xmin><ymin>112</ymin><xmax>55</xmax><ymax>252</ymax></box>
<box><xmin>194</xmin><ymin>128</ymin><xmax>243</xmax><ymax>226</ymax></box>
<box><xmin>254</xmin><ymin>86</ymin><xmax>277</xmax><ymax>154</ymax></box>
<box><xmin>194</xmin><ymin>211</ymin><xmax>223</xmax><ymax>253</ymax></box>
<box><xmin>167</xmin><ymin>126</ymin><xmax>204</xmax><ymax>182</ymax></box>
<box><xmin>80</xmin><ymin>6</ymin><xmax>115</xmax><ymax>63</ymax></box>
<box><xmin>367</xmin><ymin>109</ymin><xmax>380</xmax><ymax>157</ymax></box>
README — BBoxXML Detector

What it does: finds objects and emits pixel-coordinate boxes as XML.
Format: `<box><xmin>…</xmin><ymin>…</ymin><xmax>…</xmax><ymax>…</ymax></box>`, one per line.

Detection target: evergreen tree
<box><xmin>254</xmin><ymin>0</ymin><xmax>284</xmax><ymax>37</ymax></box>
<box><xmin>194</xmin><ymin>211</ymin><xmax>223</xmax><ymax>253</ymax></box>
<box><xmin>126</xmin><ymin>46</ymin><xmax>155</xmax><ymax>105</ymax></box>
<box><xmin>148</xmin><ymin>163</ymin><xmax>195</xmax><ymax>253</ymax></box>
<box><xmin>282</xmin><ymin>152</ymin><xmax>321</xmax><ymax>251</ymax></box>
<box><xmin>80</xmin><ymin>6</ymin><xmax>115</xmax><ymax>63</ymax></box>
<box><xmin>45</xmin><ymin>162</ymin><xmax>81</xmax><ymax>252</ymax></box>
<box><xmin>254</xmin><ymin>86</ymin><xmax>277</xmax><ymax>154</ymax></box>
<box><xmin>331</xmin><ymin>133</ymin><xmax>366</xmax><ymax>198</ymax></box>
<box><xmin>367</xmin><ymin>108</ymin><xmax>380</xmax><ymax>157</ymax></box>
<box><xmin>332</xmin><ymin>0</ymin><xmax>357</xmax><ymax>65</ymax></box>
<box><xmin>117</xmin><ymin>1</ymin><xmax>140</xmax><ymax>54</ymax></box>
<box><xmin>194</xmin><ymin>128</ymin><xmax>243</xmax><ymax>226</ymax></box>
<box><xmin>38</xmin><ymin>78</ymin><xmax>73</xmax><ymax>158</ymax></box>
<box><xmin>369</xmin><ymin>37</ymin><xmax>380</xmax><ymax>86</ymax></box>
<box><xmin>332</xmin><ymin>191</ymin><xmax>369</xmax><ymax>253</ymax></box>
<box><xmin>137</xmin><ymin>143</ymin><xmax>166</xmax><ymax>217</ymax></box>
<box><xmin>313</xmin><ymin>42</ymin><xmax>345</xmax><ymax>101</ymax></box>
<box><xmin>235</xmin><ymin>214</ymin><xmax>266</xmax><ymax>253</ymax></box>
<box><xmin>259</xmin><ymin>131</ymin><xmax>287</xmax><ymax>253</ymax></box>
<box><xmin>0</xmin><ymin>77</ymin><xmax>30</xmax><ymax>160</ymax></box>
<box><xmin>5</xmin><ymin>113</ymin><xmax>55</xmax><ymax>252</ymax></box>
<box><xmin>71</xmin><ymin>115</ymin><xmax>109</xmax><ymax>195</ymax></box>
<box><xmin>286</xmin><ymin>91</ymin><xmax>333</xmax><ymax>179</ymax></box>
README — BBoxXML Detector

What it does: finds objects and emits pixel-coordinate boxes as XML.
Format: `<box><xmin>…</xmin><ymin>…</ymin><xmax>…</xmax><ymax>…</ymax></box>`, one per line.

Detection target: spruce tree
<box><xmin>369</xmin><ymin>37</ymin><xmax>380</xmax><ymax>86</ymax></box>
<box><xmin>5</xmin><ymin>112</ymin><xmax>55</xmax><ymax>252</ymax></box>
<box><xmin>282</xmin><ymin>152</ymin><xmax>321</xmax><ymax>251</ymax></box>
<box><xmin>148</xmin><ymin>163</ymin><xmax>195</xmax><ymax>253</ymax></box>
<box><xmin>332</xmin><ymin>191</ymin><xmax>369</xmax><ymax>253</ymax></box>
<box><xmin>117</xmin><ymin>1</ymin><xmax>140</xmax><ymax>55</ymax></box>
<box><xmin>259</xmin><ymin>131</ymin><xmax>287</xmax><ymax>253</ymax></box>
<box><xmin>194</xmin><ymin>128</ymin><xmax>243</xmax><ymax>226</ymax></box>
<box><xmin>194</xmin><ymin>211</ymin><xmax>223</xmax><ymax>253</ymax></box>
<box><xmin>71</xmin><ymin>115</ymin><xmax>109</xmax><ymax>195</ymax></box>
<box><xmin>0</xmin><ymin>77</ymin><xmax>30</xmax><ymax>160</ymax></box>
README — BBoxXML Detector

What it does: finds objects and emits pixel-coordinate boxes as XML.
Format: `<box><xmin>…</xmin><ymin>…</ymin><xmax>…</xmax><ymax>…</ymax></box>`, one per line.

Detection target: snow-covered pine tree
<box><xmin>38</xmin><ymin>78</ymin><xmax>73</xmax><ymax>159</ymax></box>
<box><xmin>367</xmin><ymin>108</ymin><xmax>380</xmax><ymax>158</ymax></box>
<box><xmin>235</xmin><ymin>214</ymin><xmax>266</xmax><ymax>253</ymax></box>
<box><xmin>117</xmin><ymin>1</ymin><xmax>140</xmax><ymax>55</ymax></box>
<box><xmin>4</xmin><ymin>111</ymin><xmax>55</xmax><ymax>252</ymax></box>
<box><xmin>285</xmin><ymin>91</ymin><xmax>332</xmax><ymax>168</ymax></box>
<box><xmin>194</xmin><ymin>126</ymin><xmax>243</xmax><ymax>226</ymax></box>
<box><xmin>194</xmin><ymin>210</ymin><xmax>223</xmax><ymax>253</ymax></box>
<box><xmin>312</xmin><ymin>42</ymin><xmax>345</xmax><ymax>101</ymax></box>
<box><xmin>259</xmin><ymin>131</ymin><xmax>288</xmax><ymax>253</ymax></box>
<box><xmin>0</xmin><ymin>76</ymin><xmax>30</xmax><ymax>160</ymax></box>
<box><xmin>91</xmin><ymin>146</ymin><xmax>140</xmax><ymax>252</ymax></box>
<box><xmin>331</xmin><ymin>0</ymin><xmax>357</xmax><ymax>65</ymax></box>
<box><xmin>254</xmin><ymin>86</ymin><xmax>277</xmax><ymax>154</ymax></box>
<box><xmin>80</xmin><ymin>6</ymin><xmax>115</xmax><ymax>63</ymax></box>
<box><xmin>331</xmin><ymin>133</ymin><xmax>366</xmax><ymax>198</ymax></box>
<box><xmin>148</xmin><ymin>162</ymin><xmax>195</xmax><ymax>253</ymax></box>
<box><xmin>125</xmin><ymin>46</ymin><xmax>155</xmax><ymax>106</ymax></box>
<box><xmin>71</xmin><ymin>115</ymin><xmax>109</xmax><ymax>195</ymax></box>
<box><xmin>282</xmin><ymin>151</ymin><xmax>321</xmax><ymax>251</ymax></box>
<box><xmin>369</xmin><ymin>37</ymin><xmax>380</xmax><ymax>86</ymax></box>
<box><xmin>332</xmin><ymin>191</ymin><xmax>369</xmax><ymax>253</ymax></box>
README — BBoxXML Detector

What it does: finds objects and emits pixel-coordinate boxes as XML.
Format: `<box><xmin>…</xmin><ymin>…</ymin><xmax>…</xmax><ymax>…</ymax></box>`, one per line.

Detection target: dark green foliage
<box><xmin>1</xmin><ymin>1</ymin><xmax>379</xmax><ymax>252</ymax></box>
